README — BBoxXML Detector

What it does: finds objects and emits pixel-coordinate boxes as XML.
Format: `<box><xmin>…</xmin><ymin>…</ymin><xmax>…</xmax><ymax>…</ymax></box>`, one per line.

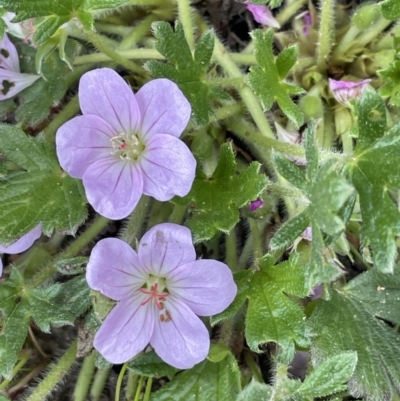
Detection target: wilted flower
<box><xmin>2</xmin><ymin>13</ymin><xmax>36</xmax><ymax>44</ymax></box>
<box><xmin>329</xmin><ymin>78</ymin><xmax>371</xmax><ymax>106</ymax></box>
<box><xmin>246</xmin><ymin>3</ymin><xmax>280</xmax><ymax>29</ymax></box>
<box><xmin>0</xmin><ymin>223</ymin><xmax>42</xmax><ymax>277</ymax></box>
<box><xmin>302</xmin><ymin>11</ymin><xmax>313</xmax><ymax>35</ymax></box>
<box><xmin>249</xmin><ymin>198</ymin><xmax>264</xmax><ymax>211</ymax></box>
<box><xmin>275</xmin><ymin>122</ymin><xmax>306</xmax><ymax>165</ymax></box>
<box><xmin>56</xmin><ymin>68</ymin><xmax>196</xmax><ymax>220</ymax></box>
<box><xmin>86</xmin><ymin>223</ymin><xmax>237</xmax><ymax>369</ymax></box>
<box><xmin>0</xmin><ymin>34</ymin><xmax>40</xmax><ymax>100</ymax></box>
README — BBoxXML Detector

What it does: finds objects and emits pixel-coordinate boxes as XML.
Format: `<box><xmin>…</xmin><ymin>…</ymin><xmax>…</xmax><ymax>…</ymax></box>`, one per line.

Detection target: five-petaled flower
<box><xmin>329</xmin><ymin>78</ymin><xmax>371</xmax><ymax>106</ymax></box>
<box><xmin>86</xmin><ymin>223</ymin><xmax>237</xmax><ymax>369</ymax></box>
<box><xmin>0</xmin><ymin>223</ymin><xmax>42</xmax><ymax>277</ymax></box>
<box><xmin>0</xmin><ymin>33</ymin><xmax>40</xmax><ymax>100</ymax></box>
<box><xmin>56</xmin><ymin>68</ymin><xmax>196</xmax><ymax>220</ymax></box>
<box><xmin>246</xmin><ymin>3</ymin><xmax>280</xmax><ymax>29</ymax></box>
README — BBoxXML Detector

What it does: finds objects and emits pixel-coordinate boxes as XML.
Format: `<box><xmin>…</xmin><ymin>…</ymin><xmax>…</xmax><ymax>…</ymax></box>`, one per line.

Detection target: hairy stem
<box><xmin>133</xmin><ymin>376</ymin><xmax>144</xmax><ymax>401</ymax></box>
<box><xmin>28</xmin><ymin>216</ymin><xmax>110</xmax><ymax>288</ymax></box>
<box><xmin>316</xmin><ymin>0</ymin><xmax>336</xmax><ymax>73</ymax></box>
<box><xmin>143</xmin><ymin>377</ymin><xmax>153</xmax><ymax>401</ymax></box>
<box><xmin>90</xmin><ymin>366</ymin><xmax>111</xmax><ymax>401</ymax></box>
<box><xmin>26</xmin><ymin>340</ymin><xmax>77</xmax><ymax>401</ymax></box>
<box><xmin>42</xmin><ymin>95</ymin><xmax>79</xmax><ymax>145</ymax></box>
<box><xmin>73</xmin><ymin>352</ymin><xmax>96</xmax><ymax>401</ymax></box>
<box><xmin>84</xmin><ymin>29</ymin><xmax>144</xmax><ymax>75</ymax></box>
<box><xmin>226</xmin><ymin>229</ymin><xmax>237</xmax><ymax>271</ymax></box>
<box><xmin>168</xmin><ymin>204</ymin><xmax>187</xmax><ymax>225</ymax></box>
<box><xmin>125</xmin><ymin>371</ymin><xmax>139</xmax><ymax>401</ymax></box>
<box><xmin>116</xmin><ymin>362</ymin><xmax>128</xmax><ymax>401</ymax></box>
<box><xmin>177</xmin><ymin>0</ymin><xmax>195</xmax><ymax>50</ymax></box>
<box><xmin>248</xmin><ymin>218</ymin><xmax>263</xmax><ymax>260</ymax></box>
<box><xmin>0</xmin><ymin>352</ymin><xmax>30</xmax><ymax>390</ymax></box>
<box><xmin>218</xmin><ymin>318</ymin><xmax>235</xmax><ymax>346</ymax></box>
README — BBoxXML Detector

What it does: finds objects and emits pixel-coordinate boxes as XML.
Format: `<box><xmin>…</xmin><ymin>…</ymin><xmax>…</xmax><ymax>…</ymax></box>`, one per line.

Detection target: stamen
<box><xmin>139</xmin><ymin>283</ymin><xmax>170</xmax><ymax>310</ymax></box>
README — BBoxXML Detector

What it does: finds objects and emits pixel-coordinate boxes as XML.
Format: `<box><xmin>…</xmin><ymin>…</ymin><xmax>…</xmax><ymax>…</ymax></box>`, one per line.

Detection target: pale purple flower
<box><xmin>0</xmin><ymin>223</ymin><xmax>42</xmax><ymax>277</ymax></box>
<box><xmin>303</xmin><ymin>11</ymin><xmax>313</xmax><ymax>35</ymax></box>
<box><xmin>0</xmin><ymin>34</ymin><xmax>40</xmax><ymax>100</ymax></box>
<box><xmin>86</xmin><ymin>223</ymin><xmax>237</xmax><ymax>369</ymax></box>
<box><xmin>274</xmin><ymin>122</ymin><xmax>306</xmax><ymax>165</ymax></box>
<box><xmin>56</xmin><ymin>68</ymin><xmax>196</xmax><ymax>220</ymax></box>
<box><xmin>329</xmin><ymin>78</ymin><xmax>372</xmax><ymax>106</ymax></box>
<box><xmin>249</xmin><ymin>198</ymin><xmax>264</xmax><ymax>211</ymax></box>
<box><xmin>246</xmin><ymin>3</ymin><xmax>281</xmax><ymax>29</ymax></box>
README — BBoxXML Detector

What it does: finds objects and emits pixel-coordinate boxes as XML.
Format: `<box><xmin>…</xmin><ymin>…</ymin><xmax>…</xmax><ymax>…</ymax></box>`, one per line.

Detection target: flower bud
<box><xmin>299</xmin><ymin>95</ymin><xmax>324</xmax><ymax>119</ymax></box>
<box><xmin>246</xmin><ymin>3</ymin><xmax>280</xmax><ymax>29</ymax></box>
<box><xmin>352</xmin><ymin>3</ymin><xmax>378</xmax><ymax>30</ymax></box>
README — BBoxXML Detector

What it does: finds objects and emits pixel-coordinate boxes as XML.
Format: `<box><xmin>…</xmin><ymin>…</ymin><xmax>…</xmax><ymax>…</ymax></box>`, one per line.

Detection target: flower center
<box><xmin>110</xmin><ymin>133</ymin><xmax>144</xmax><ymax>161</ymax></box>
<box><xmin>139</xmin><ymin>282</ymin><xmax>169</xmax><ymax>310</ymax></box>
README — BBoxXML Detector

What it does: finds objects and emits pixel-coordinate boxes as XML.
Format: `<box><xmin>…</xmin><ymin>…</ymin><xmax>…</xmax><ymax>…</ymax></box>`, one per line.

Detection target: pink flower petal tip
<box><xmin>56</xmin><ymin>68</ymin><xmax>196</xmax><ymax>220</ymax></box>
<box><xmin>249</xmin><ymin>198</ymin><xmax>264</xmax><ymax>211</ymax></box>
<box><xmin>246</xmin><ymin>3</ymin><xmax>280</xmax><ymax>28</ymax></box>
<box><xmin>329</xmin><ymin>78</ymin><xmax>372</xmax><ymax>106</ymax></box>
<box><xmin>86</xmin><ymin>223</ymin><xmax>237</xmax><ymax>369</ymax></box>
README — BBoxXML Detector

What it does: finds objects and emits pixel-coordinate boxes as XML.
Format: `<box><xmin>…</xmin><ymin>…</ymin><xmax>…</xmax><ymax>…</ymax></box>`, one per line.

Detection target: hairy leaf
<box><xmin>248</xmin><ymin>29</ymin><xmax>304</xmax><ymax>127</ymax></box>
<box><xmin>176</xmin><ymin>143</ymin><xmax>267</xmax><ymax>242</ymax></box>
<box><xmin>0</xmin><ymin>125</ymin><xmax>87</xmax><ymax>245</ymax></box>
<box><xmin>151</xmin><ymin>352</ymin><xmax>240</xmax><ymax>401</ymax></box>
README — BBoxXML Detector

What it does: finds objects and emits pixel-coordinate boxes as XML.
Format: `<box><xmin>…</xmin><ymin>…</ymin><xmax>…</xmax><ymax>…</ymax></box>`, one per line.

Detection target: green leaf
<box><xmin>151</xmin><ymin>352</ymin><xmax>240</xmax><ymax>401</ymax></box>
<box><xmin>273</xmin><ymin>153</ymin><xmax>308</xmax><ymax>193</ymax></box>
<box><xmin>81</xmin><ymin>0</ymin><xmax>129</xmax><ymax>10</ymax></box>
<box><xmin>237</xmin><ymin>380</ymin><xmax>273</xmax><ymax>401</ymax></box>
<box><xmin>16</xmin><ymin>39</ymin><xmax>81</xmax><ymax>126</ymax></box>
<box><xmin>29</xmin><ymin>276</ymin><xmax>91</xmax><ymax>332</ymax></box>
<box><xmin>378</xmin><ymin>59</ymin><xmax>400</xmax><ymax>105</ymax></box>
<box><xmin>0</xmin><ymin>269</ymin><xmax>30</xmax><ymax>379</ymax></box>
<box><xmin>343</xmin><ymin>265</ymin><xmax>400</xmax><ymax>324</ymax></box>
<box><xmin>207</xmin><ymin>343</ymin><xmax>231</xmax><ymax>363</ymax></box>
<box><xmin>0</xmin><ymin>125</ymin><xmax>87</xmax><ymax>245</ymax></box>
<box><xmin>269</xmin><ymin>209</ymin><xmax>309</xmax><ymax>251</ymax></box>
<box><xmin>347</xmin><ymin>119</ymin><xmax>400</xmax><ymax>272</ymax></box>
<box><xmin>244</xmin><ymin>260</ymin><xmax>310</xmax><ymax>362</ymax></box>
<box><xmin>356</xmin><ymin>88</ymin><xmax>386</xmax><ymax>151</ymax></box>
<box><xmin>146</xmin><ymin>22</ymin><xmax>216</xmax><ymax>127</ymax></box>
<box><xmin>380</xmin><ymin>0</ymin><xmax>400</xmax><ymax>20</ymax></box>
<box><xmin>297</xmin><ymin>353</ymin><xmax>357</xmax><ymax>398</ymax></box>
<box><xmin>33</xmin><ymin>16</ymin><xmax>70</xmax><ymax>46</ymax></box>
<box><xmin>177</xmin><ymin>143</ymin><xmax>267</xmax><ymax>242</ymax></box>
<box><xmin>304</xmin><ymin>126</ymin><xmax>318</xmax><ymax>180</ymax></box>
<box><xmin>309</xmin><ymin>289</ymin><xmax>400</xmax><ymax>400</ymax></box>
<box><xmin>128</xmin><ymin>351</ymin><xmax>179</xmax><ymax>378</ymax></box>
<box><xmin>248</xmin><ymin>29</ymin><xmax>304</xmax><ymax>127</ymax></box>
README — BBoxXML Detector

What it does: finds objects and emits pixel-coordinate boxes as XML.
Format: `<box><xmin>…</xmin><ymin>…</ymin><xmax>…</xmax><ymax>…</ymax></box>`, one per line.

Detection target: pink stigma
<box><xmin>139</xmin><ymin>283</ymin><xmax>170</xmax><ymax>310</ymax></box>
<box><xmin>119</xmin><ymin>142</ymin><xmax>128</xmax><ymax>150</ymax></box>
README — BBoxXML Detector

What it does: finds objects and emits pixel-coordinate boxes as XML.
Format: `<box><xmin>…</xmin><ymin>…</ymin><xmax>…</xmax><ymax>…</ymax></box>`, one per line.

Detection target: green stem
<box><xmin>42</xmin><ymin>95</ymin><xmax>79</xmax><ymax>144</ymax></box>
<box><xmin>94</xmin><ymin>23</ymin><xmax>133</xmax><ymax>37</ymax></box>
<box><xmin>28</xmin><ymin>215</ymin><xmax>110</xmax><ymax>287</ymax></box>
<box><xmin>356</xmin><ymin>16</ymin><xmax>392</xmax><ymax>49</ymax></box>
<box><xmin>331</xmin><ymin>25</ymin><xmax>360</xmax><ymax>61</ymax></box>
<box><xmin>276</xmin><ymin>0</ymin><xmax>308</xmax><ymax>27</ymax></box>
<box><xmin>218</xmin><ymin>318</ymin><xmax>234</xmax><ymax>346</ymax></box>
<box><xmin>243</xmin><ymin>349</ymin><xmax>263</xmax><ymax>383</ymax></box>
<box><xmin>177</xmin><ymin>0</ymin><xmax>195</xmax><ymax>50</ymax></box>
<box><xmin>115</xmin><ymin>362</ymin><xmax>128</xmax><ymax>401</ymax></box>
<box><xmin>211</xmin><ymin>36</ymin><xmax>274</xmax><ymax>139</ymax></box>
<box><xmin>119</xmin><ymin>196</ymin><xmax>149</xmax><ymax>248</ymax></box>
<box><xmin>125</xmin><ymin>371</ymin><xmax>139</xmax><ymax>401</ymax></box>
<box><xmin>134</xmin><ymin>376</ymin><xmax>144</xmax><ymax>401</ymax></box>
<box><xmin>0</xmin><ymin>352</ymin><xmax>30</xmax><ymax>390</ymax></box>
<box><xmin>225</xmin><ymin>229</ymin><xmax>237</xmax><ymax>271</ymax></box>
<box><xmin>118</xmin><ymin>14</ymin><xmax>159</xmax><ymax>51</ymax></box>
<box><xmin>74</xmin><ymin>48</ymin><xmax>257</xmax><ymax>66</ymax></box>
<box><xmin>206</xmin><ymin>77</ymin><xmax>244</xmax><ymax>87</ymax></box>
<box><xmin>168</xmin><ymin>204</ymin><xmax>187</xmax><ymax>225</ymax></box>
<box><xmin>84</xmin><ymin>29</ymin><xmax>143</xmax><ymax>75</ymax></box>
<box><xmin>143</xmin><ymin>377</ymin><xmax>153</xmax><ymax>401</ymax></box>
<box><xmin>226</xmin><ymin>119</ymin><xmax>305</xmax><ymax>158</ymax></box>
<box><xmin>208</xmin><ymin>104</ymin><xmax>244</xmax><ymax>124</ymax></box>
<box><xmin>26</xmin><ymin>340</ymin><xmax>77</xmax><ymax>401</ymax></box>
<box><xmin>73</xmin><ymin>352</ymin><xmax>96</xmax><ymax>401</ymax></box>
<box><xmin>316</xmin><ymin>0</ymin><xmax>336</xmax><ymax>73</ymax></box>
<box><xmin>248</xmin><ymin>218</ymin><xmax>263</xmax><ymax>260</ymax></box>
<box><xmin>90</xmin><ymin>366</ymin><xmax>111</xmax><ymax>401</ymax></box>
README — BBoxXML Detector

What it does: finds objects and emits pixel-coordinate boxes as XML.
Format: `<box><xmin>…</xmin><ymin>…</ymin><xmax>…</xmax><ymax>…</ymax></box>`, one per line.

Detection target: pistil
<box><xmin>139</xmin><ymin>283</ymin><xmax>170</xmax><ymax>310</ymax></box>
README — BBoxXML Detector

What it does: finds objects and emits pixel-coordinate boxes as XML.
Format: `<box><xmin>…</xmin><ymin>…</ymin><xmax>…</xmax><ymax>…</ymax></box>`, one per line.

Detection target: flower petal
<box><xmin>86</xmin><ymin>238</ymin><xmax>146</xmax><ymax>301</ymax></box>
<box><xmin>79</xmin><ymin>68</ymin><xmax>141</xmax><ymax>135</ymax></box>
<box><xmin>0</xmin><ymin>223</ymin><xmax>41</xmax><ymax>254</ymax></box>
<box><xmin>0</xmin><ymin>69</ymin><xmax>39</xmax><ymax>100</ymax></box>
<box><xmin>135</xmin><ymin>79</ymin><xmax>191</xmax><ymax>141</ymax></box>
<box><xmin>138</xmin><ymin>223</ymin><xmax>195</xmax><ymax>277</ymax></box>
<box><xmin>247</xmin><ymin>4</ymin><xmax>280</xmax><ymax>28</ymax></box>
<box><xmin>0</xmin><ymin>259</ymin><xmax>3</xmax><ymax>277</ymax></box>
<box><xmin>168</xmin><ymin>259</ymin><xmax>237</xmax><ymax>316</ymax></box>
<box><xmin>139</xmin><ymin>134</ymin><xmax>196</xmax><ymax>201</ymax></box>
<box><xmin>328</xmin><ymin>78</ymin><xmax>371</xmax><ymax>105</ymax></box>
<box><xmin>82</xmin><ymin>158</ymin><xmax>143</xmax><ymax>220</ymax></box>
<box><xmin>56</xmin><ymin>115</ymin><xmax>116</xmax><ymax>178</ymax></box>
<box><xmin>151</xmin><ymin>296</ymin><xmax>209</xmax><ymax>369</ymax></box>
<box><xmin>94</xmin><ymin>294</ymin><xmax>154</xmax><ymax>364</ymax></box>
<box><xmin>0</xmin><ymin>34</ymin><xmax>20</xmax><ymax>71</ymax></box>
